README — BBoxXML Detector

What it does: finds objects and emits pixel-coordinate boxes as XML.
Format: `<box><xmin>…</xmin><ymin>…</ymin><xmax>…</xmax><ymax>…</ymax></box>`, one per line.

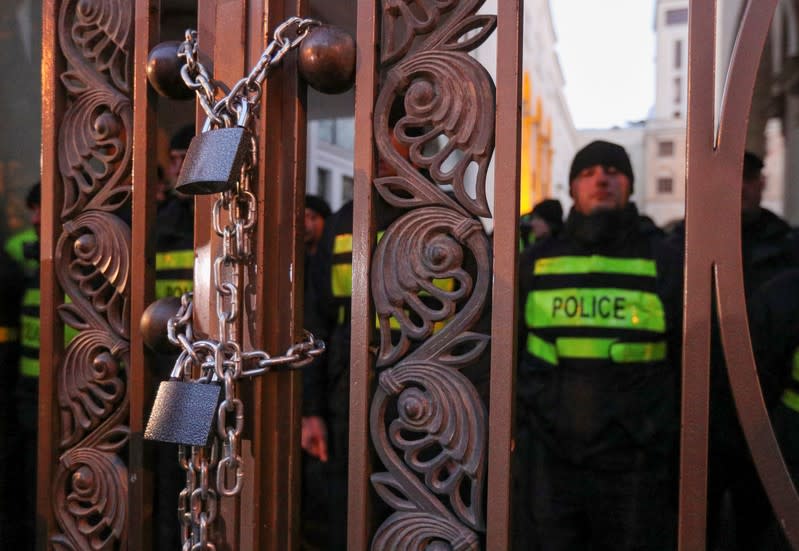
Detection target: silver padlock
<box><xmin>144</xmin><ymin>360</ymin><xmax>222</xmax><ymax>446</ymax></box>
<box><xmin>175</xmin><ymin>103</ymin><xmax>252</xmax><ymax>195</ymax></box>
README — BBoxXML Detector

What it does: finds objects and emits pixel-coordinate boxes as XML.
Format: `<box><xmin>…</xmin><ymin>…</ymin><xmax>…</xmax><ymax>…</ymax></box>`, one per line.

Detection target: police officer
<box><xmin>300</xmin><ymin>193</ymin><xmax>331</xmax><ymax>550</ymax></box>
<box><xmin>7</xmin><ymin>183</ymin><xmax>54</xmax><ymax>549</ymax></box>
<box><xmin>667</xmin><ymin>152</ymin><xmax>799</xmax><ymax>548</ymax></box>
<box><xmin>749</xmin><ymin>268</ymin><xmax>799</xmax><ymax>549</ymax></box>
<box><xmin>517</xmin><ymin>140</ymin><xmax>682</xmax><ymax>550</ymax></box>
<box><xmin>519</xmin><ymin>198</ymin><xmax>563</xmax><ymax>250</ymax></box>
<box><xmin>150</xmin><ymin>125</ymin><xmax>195</xmax><ymax>550</ymax></box>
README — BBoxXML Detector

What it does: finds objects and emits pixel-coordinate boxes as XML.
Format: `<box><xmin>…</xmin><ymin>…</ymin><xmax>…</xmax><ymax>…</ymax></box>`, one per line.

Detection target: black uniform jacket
<box><xmin>517</xmin><ymin>204</ymin><xmax>683</xmax><ymax>469</ymax></box>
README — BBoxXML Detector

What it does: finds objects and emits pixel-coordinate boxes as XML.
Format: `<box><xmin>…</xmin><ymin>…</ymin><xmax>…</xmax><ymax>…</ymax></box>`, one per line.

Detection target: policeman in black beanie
<box><xmin>517</xmin><ymin>140</ymin><xmax>683</xmax><ymax>550</ymax></box>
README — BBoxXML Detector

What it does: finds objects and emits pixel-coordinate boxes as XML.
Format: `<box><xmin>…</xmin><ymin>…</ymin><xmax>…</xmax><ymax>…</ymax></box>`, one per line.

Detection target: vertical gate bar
<box><xmin>130</xmin><ymin>1</ymin><xmax>160</xmax><ymax>549</ymax></box>
<box><xmin>38</xmin><ymin>0</ymin><xmax>65</xmax><ymax>546</ymax></box>
<box><xmin>193</xmin><ymin>1</ymin><xmax>217</xmax><ymax>337</ymax></box>
<box><xmin>680</xmin><ymin>3</ymin><xmax>717</xmax><ymax>548</ymax></box>
<box><xmin>252</xmin><ymin>0</ymin><xmax>306</xmax><ymax>548</ymax></box>
<box><xmin>486</xmin><ymin>1</ymin><xmax>523</xmax><ymax>549</ymax></box>
<box><xmin>349</xmin><ymin>0</ymin><xmax>379</xmax><ymax>549</ymax></box>
<box><xmin>211</xmin><ymin>2</ymin><xmax>248</xmax><ymax>546</ymax></box>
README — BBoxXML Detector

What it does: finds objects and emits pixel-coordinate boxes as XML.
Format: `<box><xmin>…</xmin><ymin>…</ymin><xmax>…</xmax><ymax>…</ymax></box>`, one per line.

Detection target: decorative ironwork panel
<box><xmin>368</xmin><ymin>2</ymin><xmax>497</xmax><ymax>548</ymax></box>
<box><xmin>680</xmin><ymin>1</ymin><xmax>799</xmax><ymax>549</ymax></box>
<box><xmin>49</xmin><ymin>0</ymin><xmax>132</xmax><ymax>548</ymax></box>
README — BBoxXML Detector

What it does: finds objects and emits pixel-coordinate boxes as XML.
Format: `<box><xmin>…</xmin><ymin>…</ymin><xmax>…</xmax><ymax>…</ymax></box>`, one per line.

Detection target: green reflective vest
<box><xmin>524</xmin><ymin>254</ymin><xmax>667</xmax><ymax>366</ymax></box>
<box><xmin>155</xmin><ymin>249</ymin><xmax>194</xmax><ymax>299</ymax></box>
<box><xmin>781</xmin><ymin>349</ymin><xmax>799</xmax><ymax>413</ymax></box>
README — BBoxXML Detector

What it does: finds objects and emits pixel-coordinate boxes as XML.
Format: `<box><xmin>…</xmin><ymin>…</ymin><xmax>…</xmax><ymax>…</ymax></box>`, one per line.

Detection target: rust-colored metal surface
<box><xmin>348</xmin><ymin>1</ymin><xmax>380</xmax><ymax>548</ymax></box>
<box><xmin>252</xmin><ymin>0</ymin><xmax>307</xmax><ymax>549</ymax></box>
<box><xmin>350</xmin><ymin>1</ymin><xmax>509</xmax><ymax>548</ymax></box>
<box><xmin>681</xmin><ymin>1</ymin><xmax>799</xmax><ymax>549</ymax></box>
<box><xmin>130</xmin><ymin>1</ymin><xmax>159</xmax><ymax>550</ymax></box>
<box><xmin>41</xmin><ymin>0</ymin><xmax>134</xmax><ymax>548</ymax></box>
<box><xmin>487</xmin><ymin>1</ymin><xmax>522</xmax><ymax>548</ymax></box>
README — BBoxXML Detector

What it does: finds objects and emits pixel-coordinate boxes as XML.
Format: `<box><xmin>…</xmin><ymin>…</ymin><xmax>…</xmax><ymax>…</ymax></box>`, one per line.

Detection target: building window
<box><xmin>316</xmin><ymin>118</ymin><xmax>355</xmax><ymax>151</ymax></box>
<box><xmin>665</xmin><ymin>8</ymin><xmax>688</xmax><ymax>25</ymax></box>
<box><xmin>657</xmin><ymin>177</ymin><xmax>674</xmax><ymax>194</ymax></box>
<box><xmin>342</xmin><ymin>175</ymin><xmax>354</xmax><ymax>203</ymax></box>
<box><xmin>674</xmin><ymin>76</ymin><xmax>682</xmax><ymax>104</ymax></box>
<box><xmin>658</xmin><ymin>141</ymin><xmax>674</xmax><ymax>157</ymax></box>
<box><xmin>674</xmin><ymin>40</ymin><xmax>682</xmax><ymax>69</ymax></box>
<box><xmin>317</xmin><ymin>167</ymin><xmax>330</xmax><ymax>199</ymax></box>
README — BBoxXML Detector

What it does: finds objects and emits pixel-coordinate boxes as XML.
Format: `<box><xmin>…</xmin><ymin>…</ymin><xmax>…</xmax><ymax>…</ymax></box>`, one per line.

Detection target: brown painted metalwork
<box><xmin>681</xmin><ymin>1</ymin><xmax>799</xmax><ymax>549</ymax></box>
<box><xmin>349</xmin><ymin>1</ymin><xmax>380</xmax><ymax>548</ymax></box>
<box><xmin>350</xmin><ymin>1</ymin><xmax>517</xmax><ymax>548</ymax></box>
<box><xmin>486</xmin><ymin>2</ymin><xmax>522</xmax><ymax>549</ymax></box>
<box><xmin>130</xmin><ymin>2</ymin><xmax>159</xmax><ymax>550</ymax></box>
<box><xmin>40</xmin><ymin>0</ymin><xmax>134</xmax><ymax>548</ymax></box>
<box><xmin>251</xmin><ymin>0</ymin><xmax>307</xmax><ymax>548</ymax></box>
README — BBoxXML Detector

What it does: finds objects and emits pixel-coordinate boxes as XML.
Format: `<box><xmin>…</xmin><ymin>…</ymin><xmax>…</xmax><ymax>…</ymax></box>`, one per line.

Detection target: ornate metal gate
<box><xmin>35</xmin><ymin>0</ymin><xmax>799</xmax><ymax>550</ymax></box>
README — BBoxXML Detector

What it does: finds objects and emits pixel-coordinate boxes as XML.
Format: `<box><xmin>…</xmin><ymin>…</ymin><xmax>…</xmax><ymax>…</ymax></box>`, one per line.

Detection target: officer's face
<box><xmin>741</xmin><ymin>174</ymin><xmax>764</xmax><ymax>214</ymax></box>
<box><xmin>570</xmin><ymin>164</ymin><xmax>631</xmax><ymax>215</ymax></box>
<box><xmin>304</xmin><ymin>208</ymin><xmax>325</xmax><ymax>247</ymax></box>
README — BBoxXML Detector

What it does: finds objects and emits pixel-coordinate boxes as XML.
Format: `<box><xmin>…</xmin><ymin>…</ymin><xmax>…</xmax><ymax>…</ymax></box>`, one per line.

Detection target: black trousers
<box><xmin>532</xmin><ymin>443</ymin><xmax>675</xmax><ymax>551</ymax></box>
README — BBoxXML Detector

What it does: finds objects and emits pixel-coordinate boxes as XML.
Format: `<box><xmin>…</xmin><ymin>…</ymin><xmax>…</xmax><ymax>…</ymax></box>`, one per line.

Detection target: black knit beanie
<box><xmin>569</xmin><ymin>140</ymin><xmax>634</xmax><ymax>193</ymax></box>
<box><xmin>305</xmin><ymin>194</ymin><xmax>332</xmax><ymax>218</ymax></box>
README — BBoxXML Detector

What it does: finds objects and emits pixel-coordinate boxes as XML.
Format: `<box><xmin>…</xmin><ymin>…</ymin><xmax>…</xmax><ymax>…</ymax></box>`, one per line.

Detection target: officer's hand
<box><xmin>301</xmin><ymin>415</ymin><xmax>329</xmax><ymax>462</ymax></box>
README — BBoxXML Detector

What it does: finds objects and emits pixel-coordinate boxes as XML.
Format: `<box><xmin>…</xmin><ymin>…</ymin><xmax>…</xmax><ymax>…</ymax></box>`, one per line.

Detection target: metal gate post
<box><xmin>350</xmin><ymin>1</ymin><xmax>521</xmax><ymax>548</ymax></box>
<box><xmin>681</xmin><ymin>1</ymin><xmax>799</xmax><ymax>549</ymax></box>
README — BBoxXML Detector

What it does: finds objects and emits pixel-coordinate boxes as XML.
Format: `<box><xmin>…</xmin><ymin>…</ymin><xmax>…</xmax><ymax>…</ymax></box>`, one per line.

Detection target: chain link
<box><xmin>169</xmin><ymin>17</ymin><xmax>325</xmax><ymax>551</ymax></box>
<box><xmin>178</xmin><ymin>17</ymin><xmax>320</xmax><ymax>130</ymax></box>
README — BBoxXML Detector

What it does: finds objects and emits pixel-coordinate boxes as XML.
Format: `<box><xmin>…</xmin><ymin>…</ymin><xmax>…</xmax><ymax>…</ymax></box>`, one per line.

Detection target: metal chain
<box><xmin>178</xmin><ymin>17</ymin><xmax>320</xmax><ymax>130</ymax></box>
<box><xmin>168</xmin><ymin>17</ymin><xmax>325</xmax><ymax>551</ymax></box>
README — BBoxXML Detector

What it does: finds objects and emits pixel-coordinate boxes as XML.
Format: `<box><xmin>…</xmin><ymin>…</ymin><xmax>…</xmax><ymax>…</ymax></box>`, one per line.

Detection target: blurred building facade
<box><xmin>306</xmin><ymin>0</ymin><xmax>578</xmax><ymax>219</ymax></box>
<box><xmin>578</xmin><ymin>0</ymin><xmax>799</xmax><ymax>228</ymax></box>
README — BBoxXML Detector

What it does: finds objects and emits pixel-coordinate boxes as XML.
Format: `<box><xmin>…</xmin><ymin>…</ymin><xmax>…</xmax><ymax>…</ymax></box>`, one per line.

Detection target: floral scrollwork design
<box><xmin>58</xmin><ymin>329</ymin><xmax>129</xmax><ymax>450</ymax></box>
<box><xmin>59</xmin><ymin>0</ymin><xmax>132</xmax><ymax>94</ymax></box>
<box><xmin>51</xmin><ymin>447</ymin><xmax>128</xmax><ymax>550</ymax></box>
<box><xmin>373</xmin><ymin>362</ymin><xmax>487</xmax><ymax>529</ymax></box>
<box><xmin>56</xmin><ymin>210</ymin><xmax>131</xmax><ymax>339</ymax></box>
<box><xmin>372</xmin><ymin>512</ymin><xmax>480</xmax><ymax>551</ymax></box>
<box><xmin>372</xmin><ymin>206</ymin><xmax>490</xmax><ymax>367</ymax></box>
<box><xmin>374</xmin><ymin>51</ymin><xmax>495</xmax><ymax>218</ymax></box>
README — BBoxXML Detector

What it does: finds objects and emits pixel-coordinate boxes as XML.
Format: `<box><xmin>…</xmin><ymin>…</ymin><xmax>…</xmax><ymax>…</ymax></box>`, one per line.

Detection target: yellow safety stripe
<box><xmin>23</xmin><ymin>288</ymin><xmax>40</xmax><ymax>307</ymax></box>
<box><xmin>786</xmin><ymin>350</ymin><xmax>799</xmax><ymax>412</ymax></box>
<box><xmin>783</xmin><ymin>388</ymin><xmax>799</xmax><ymax>413</ymax></box>
<box><xmin>155</xmin><ymin>279</ymin><xmax>194</xmax><ymax>300</ymax></box>
<box><xmin>526</xmin><ymin>288</ymin><xmax>666</xmax><ymax>333</ymax></box>
<box><xmin>156</xmin><ymin>250</ymin><xmax>195</xmax><ymax>270</ymax></box>
<box><xmin>20</xmin><ymin>356</ymin><xmax>39</xmax><ymax>378</ymax></box>
<box><xmin>332</xmin><ymin>263</ymin><xmax>353</xmax><ymax>298</ymax></box>
<box><xmin>527</xmin><ymin>335</ymin><xmax>666</xmax><ymax>364</ymax></box>
<box><xmin>534</xmin><ymin>256</ymin><xmax>657</xmax><ymax>277</ymax></box>
<box><xmin>21</xmin><ymin>315</ymin><xmax>39</xmax><ymax>349</ymax></box>
<box><xmin>527</xmin><ymin>334</ymin><xmax>558</xmax><ymax>365</ymax></box>
<box><xmin>0</xmin><ymin>326</ymin><xmax>18</xmax><ymax>343</ymax></box>
<box><xmin>334</xmin><ymin>234</ymin><xmax>353</xmax><ymax>255</ymax></box>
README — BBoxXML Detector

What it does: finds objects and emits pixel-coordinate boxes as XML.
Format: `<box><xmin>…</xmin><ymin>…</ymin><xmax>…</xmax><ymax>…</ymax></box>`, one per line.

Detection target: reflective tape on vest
<box><xmin>527</xmin><ymin>335</ymin><xmax>666</xmax><ymax>364</ymax></box>
<box><xmin>782</xmin><ymin>350</ymin><xmax>799</xmax><ymax>412</ymax></box>
<box><xmin>156</xmin><ymin>250</ymin><xmax>195</xmax><ymax>270</ymax></box>
<box><xmin>533</xmin><ymin>255</ymin><xmax>657</xmax><ymax>277</ymax></box>
<box><xmin>155</xmin><ymin>279</ymin><xmax>194</xmax><ymax>299</ymax></box>
<box><xmin>526</xmin><ymin>288</ymin><xmax>666</xmax><ymax>332</ymax></box>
